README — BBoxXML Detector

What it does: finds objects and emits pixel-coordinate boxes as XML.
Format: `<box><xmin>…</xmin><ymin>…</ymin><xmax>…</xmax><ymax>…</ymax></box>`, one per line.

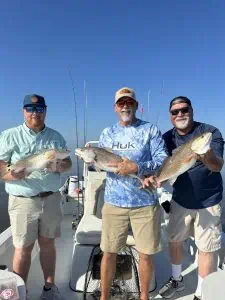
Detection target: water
<box><xmin>0</xmin><ymin>181</ymin><xmax>10</xmax><ymax>234</ymax></box>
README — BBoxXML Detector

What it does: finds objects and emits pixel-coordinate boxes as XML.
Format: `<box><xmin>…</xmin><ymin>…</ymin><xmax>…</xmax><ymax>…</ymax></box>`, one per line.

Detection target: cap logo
<box><xmin>119</xmin><ymin>88</ymin><xmax>131</xmax><ymax>94</ymax></box>
<box><xmin>31</xmin><ymin>96</ymin><xmax>38</xmax><ymax>103</ymax></box>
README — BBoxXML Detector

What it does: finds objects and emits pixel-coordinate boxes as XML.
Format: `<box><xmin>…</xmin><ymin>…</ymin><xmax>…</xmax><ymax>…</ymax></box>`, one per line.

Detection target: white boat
<box><xmin>0</xmin><ymin>141</ymin><xmax>224</xmax><ymax>300</ymax></box>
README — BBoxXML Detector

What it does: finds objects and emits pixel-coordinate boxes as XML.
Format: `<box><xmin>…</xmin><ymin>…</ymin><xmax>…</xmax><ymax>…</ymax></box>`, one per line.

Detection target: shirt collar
<box><xmin>117</xmin><ymin>118</ymin><xmax>140</xmax><ymax>128</ymax></box>
<box><xmin>23</xmin><ymin>122</ymin><xmax>47</xmax><ymax>135</ymax></box>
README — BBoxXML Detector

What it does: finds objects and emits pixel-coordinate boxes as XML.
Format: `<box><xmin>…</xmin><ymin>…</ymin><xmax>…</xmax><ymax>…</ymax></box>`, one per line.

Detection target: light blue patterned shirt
<box><xmin>99</xmin><ymin>119</ymin><xmax>168</xmax><ymax>207</ymax></box>
<box><xmin>0</xmin><ymin>123</ymin><xmax>67</xmax><ymax>197</ymax></box>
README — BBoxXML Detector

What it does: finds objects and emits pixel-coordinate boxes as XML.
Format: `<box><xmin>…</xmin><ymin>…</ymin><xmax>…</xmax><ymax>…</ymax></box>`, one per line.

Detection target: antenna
<box><xmin>140</xmin><ymin>103</ymin><xmax>144</xmax><ymax>119</ymax></box>
<box><xmin>147</xmin><ymin>89</ymin><xmax>150</xmax><ymax>122</ymax></box>
<box><xmin>156</xmin><ymin>80</ymin><xmax>164</xmax><ymax>126</ymax></box>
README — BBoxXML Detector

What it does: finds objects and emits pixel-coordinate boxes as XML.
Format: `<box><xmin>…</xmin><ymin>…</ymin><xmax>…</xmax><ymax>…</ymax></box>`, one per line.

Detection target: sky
<box><xmin>0</xmin><ymin>0</ymin><xmax>225</xmax><ymax>151</ymax></box>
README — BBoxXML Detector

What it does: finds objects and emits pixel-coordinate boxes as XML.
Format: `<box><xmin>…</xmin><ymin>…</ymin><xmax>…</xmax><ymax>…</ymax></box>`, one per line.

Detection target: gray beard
<box><xmin>175</xmin><ymin>118</ymin><xmax>189</xmax><ymax>129</ymax></box>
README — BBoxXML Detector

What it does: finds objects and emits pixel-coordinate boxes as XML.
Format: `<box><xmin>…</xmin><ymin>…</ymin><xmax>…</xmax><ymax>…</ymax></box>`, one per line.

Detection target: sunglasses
<box><xmin>116</xmin><ymin>100</ymin><xmax>136</xmax><ymax>107</ymax></box>
<box><xmin>170</xmin><ymin>107</ymin><xmax>190</xmax><ymax>116</ymax></box>
<box><xmin>24</xmin><ymin>106</ymin><xmax>45</xmax><ymax>113</ymax></box>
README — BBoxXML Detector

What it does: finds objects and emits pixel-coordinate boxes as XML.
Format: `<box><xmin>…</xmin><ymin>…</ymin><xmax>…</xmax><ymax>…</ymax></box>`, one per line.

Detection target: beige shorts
<box><xmin>8</xmin><ymin>192</ymin><xmax>63</xmax><ymax>248</ymax></box>
<box><xmin>101</xmin><ymin>203</ymin><xmax>162</xmax><ymax>255</ymax></box>
<box><xmin>167</xmin><ymin>200</ymin><xmax>222</xmax><ymax>252</ymax></box>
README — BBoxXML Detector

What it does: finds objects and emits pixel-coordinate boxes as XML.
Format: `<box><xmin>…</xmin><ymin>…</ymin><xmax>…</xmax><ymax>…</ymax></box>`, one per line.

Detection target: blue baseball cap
<box><xmin>23</xmin><ymin>94</ymin><xmax>47</xmax><ymax>107</ymax></box>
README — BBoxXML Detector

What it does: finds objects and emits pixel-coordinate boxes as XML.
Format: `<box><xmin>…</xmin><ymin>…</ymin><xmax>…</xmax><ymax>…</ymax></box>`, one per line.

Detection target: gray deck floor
<box><xmin>26</xmin><ymin>215</ymin><xmax>217</xmax><ymax>300</ymax></box>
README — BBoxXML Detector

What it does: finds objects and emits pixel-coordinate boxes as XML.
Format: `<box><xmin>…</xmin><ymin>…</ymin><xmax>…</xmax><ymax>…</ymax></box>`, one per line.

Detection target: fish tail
<box><xmin>129</xmin><ymin>174</ymin><xmax>143</xmax><ymax>184</ymax></box>
<box><xmin>129</xmin><ymin>174</ymin><xmax>155</xmax><ymax>196</ymax></box>
<box><xmin>143</xmin><ymin>186</ymin><xmax>155</xmax><ymax>196</ymax></box>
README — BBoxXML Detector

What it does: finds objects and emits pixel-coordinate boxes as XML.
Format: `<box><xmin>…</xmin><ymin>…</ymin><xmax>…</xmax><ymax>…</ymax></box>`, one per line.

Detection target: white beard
<box><xmin>174</xmin><ymin>118</ymin><xmax>189</xmax><ymax>129</ymax></box>
<box><xmin>120</xmin><ymin>109</ymin><xmax>132</xmax><ymax>122</ymax></box>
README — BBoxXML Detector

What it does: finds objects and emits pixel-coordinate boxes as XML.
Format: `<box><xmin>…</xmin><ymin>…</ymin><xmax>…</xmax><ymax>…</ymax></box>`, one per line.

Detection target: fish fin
<box><xmin>129</xmin><ymin>175</ymin><xmax>154</xmax><ymax>195</ymax></box>
<box><xmin>55</xmin><ymin>152</ymin><xmax>71</xmax><ymax>160</ymax></box>
<box><xmin>143</xmin><ymin>188</ymin><xmax>154</xmax><ymax>195</ymax></box>
<box><xmin>103</xmin><ymin>147</ymin><xmax>114</xmax><ymax>153</ymax></box>
<box><xmin>129</xmin><ymin>174</ymin><xmax>143</xmax><ymax>184</ymax></box>
<box><xmin>168</xmin><ymin>177</ymin><xmax>177</xmax><ymax>185</ymax></box>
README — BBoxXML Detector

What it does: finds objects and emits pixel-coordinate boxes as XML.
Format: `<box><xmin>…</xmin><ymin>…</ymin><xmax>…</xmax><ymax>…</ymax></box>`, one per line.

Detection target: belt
<box><xmin>15</xmin><ymin>191</ymin><xmax>54</xmax><ymax>198</ymax></box>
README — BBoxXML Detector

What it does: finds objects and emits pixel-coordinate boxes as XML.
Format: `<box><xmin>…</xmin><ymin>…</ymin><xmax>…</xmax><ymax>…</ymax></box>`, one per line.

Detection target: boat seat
<box><xmin>70</xmin><ymin>171</ymin><xmax>140</xmax><ymax>293</ymax></box>
<box><xmin>75</xmin><ymin>215</ymin><xmax>135</xmax><ymax>246</ymax></box>
<box><xmin>75</xmin><ymin>172</ymin><xmax>135</xmax><ymax>245</ymax></box>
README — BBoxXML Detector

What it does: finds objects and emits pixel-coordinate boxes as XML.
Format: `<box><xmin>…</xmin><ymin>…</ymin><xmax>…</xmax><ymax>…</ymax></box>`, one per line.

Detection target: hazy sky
<box><xmin>1</xmin><ymin>0</ymin><xmax>225</xmax><ymax>150</ymax></box>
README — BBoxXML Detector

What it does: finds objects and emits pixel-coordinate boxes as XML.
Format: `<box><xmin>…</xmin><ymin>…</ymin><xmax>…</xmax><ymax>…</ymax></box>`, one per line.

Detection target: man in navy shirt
<box><xmin>143</xmin><ymin>96</ymin><xmax>224</xmax><ymax>300</ymax></box>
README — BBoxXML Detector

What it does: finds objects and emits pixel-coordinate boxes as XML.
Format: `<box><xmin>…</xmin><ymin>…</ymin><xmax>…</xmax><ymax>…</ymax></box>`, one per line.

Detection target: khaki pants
<box><xmin>167</xmin><ymin>200</ymin><xmax>222</xmax><ymax>252</ymax></box>
<box><xmin>8</xmin><ymin>192</ymin><xmax>62</xmax><ymax>248</ymax></box>
<box><xmin>101</xmin><ymin>203</ymin><xmax>162</xmax><ymax>255</ymax></box>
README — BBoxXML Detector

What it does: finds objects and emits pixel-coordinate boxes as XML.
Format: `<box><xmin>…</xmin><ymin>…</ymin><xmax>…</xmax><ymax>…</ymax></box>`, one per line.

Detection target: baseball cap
<box><xmin>115</xmin><ymin>87</ymin><xmax>137</xmax><ymax>104</ymax></box>
<box><xmin>169</xmin><ymin>96</ymin><xmax>192</xmax><ymax>109</ymax></box>
<box><xmin>23</xmin><ymin>94</ymin><xmax>47</xmax><ymax>107</ymax></box>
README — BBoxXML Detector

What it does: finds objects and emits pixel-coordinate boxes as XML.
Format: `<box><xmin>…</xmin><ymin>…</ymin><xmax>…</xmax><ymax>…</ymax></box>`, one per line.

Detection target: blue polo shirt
<box><xmin>99</xmin><ymin>119</ymin><xmax>168</xmax><ymax>207</ymax></box>
<box><xmin>163</xmin><ymin>122</ymin><xmax>224</xmax><ymax>209</ymax></box>
<box><xmin>0</xmin><ymin>123</ymin><xmax>67</xmax><ymax>197</ymax></box>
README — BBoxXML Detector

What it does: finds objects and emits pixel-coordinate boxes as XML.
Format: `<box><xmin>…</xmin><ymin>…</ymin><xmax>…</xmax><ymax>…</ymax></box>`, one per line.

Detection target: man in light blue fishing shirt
<box><xmin>99</xmin><ymin>87</ymin><xmax>168</xmax><ymax>300</ymax></box>
<box><xmin>0</xmin><ymin>94</ymin><xmax>72</xmax><ymax>300</ymax></box>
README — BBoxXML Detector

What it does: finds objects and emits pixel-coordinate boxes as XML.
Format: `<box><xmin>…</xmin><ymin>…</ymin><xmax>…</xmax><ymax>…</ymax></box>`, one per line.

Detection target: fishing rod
<box><xmin>68</xmin><ymin>67</ymin><xmax>79</xmax><ymax>171</ymax></box>
<box><xmin>83</xmin><ymin>80</ymin><xmax>88</xmax><ymax>146</ymax></box>
<box><xmin>68</xmin><ymin>67</ymin><xmax>83</xmax><ymax>226</ymax></box>
<box><xmin>147</xmin><ymin>89</ymin><xmax>150</xmax><ymax>122</ymax></box>
<box><xmin>156</xmin><ymin>80</ymin><xmax>164</xmax><ymax>126</ymax></box>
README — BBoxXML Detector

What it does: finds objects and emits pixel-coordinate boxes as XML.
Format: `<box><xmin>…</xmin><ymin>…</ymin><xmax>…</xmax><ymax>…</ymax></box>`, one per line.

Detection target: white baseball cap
<box><xmin>115</xmin><ymin>87</ymin><xmax>137</xmax><ymax>104</ymax></box>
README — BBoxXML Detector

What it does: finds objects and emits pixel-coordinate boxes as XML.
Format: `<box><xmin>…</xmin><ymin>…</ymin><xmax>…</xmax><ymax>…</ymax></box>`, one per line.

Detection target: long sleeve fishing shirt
<box><xmin>99</xmin><ymin>119</ymin><xmax>167</xmax><ymax>207</ymax></box>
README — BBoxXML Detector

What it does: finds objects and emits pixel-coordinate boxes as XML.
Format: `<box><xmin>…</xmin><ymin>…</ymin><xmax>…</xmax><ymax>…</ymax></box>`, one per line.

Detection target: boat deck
<box><xmin>26</xmin><ymin>215</ymin><xmax>204</xmax><ymax>300</ymax></box>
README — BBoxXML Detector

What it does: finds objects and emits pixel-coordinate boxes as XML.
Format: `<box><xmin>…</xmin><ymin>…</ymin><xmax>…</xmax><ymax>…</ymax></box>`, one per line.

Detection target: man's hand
<box><xmin>194</xmin><ymin>148</ymin><xmax>223</xmax><ymax>172</ymax></box>
<box><xmin>142</xmin><ymin>175</ymin><xmax>160</xmax><ymax>189</ymax></box>
<box><xmin>107</xmin><ymin>158</ymin><xmax>138</xmax><ymax>176</ymax></box>
<box><xmin>196</xmin><ymin>149</ymin><xmax>212</xmax><ymax>163</ymax></box>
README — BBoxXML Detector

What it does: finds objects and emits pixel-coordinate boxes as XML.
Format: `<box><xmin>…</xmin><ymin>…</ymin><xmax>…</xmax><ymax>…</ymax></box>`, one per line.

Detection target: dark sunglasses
<box><xmin>170</xmin><ymin>107</ymin><xmax>190</xmax><ymax>116</ymax></box>
<box><xmin>116</xmin><ymin>100</ymin><xmax>136</xmax><ymax>107</ymax></box>
<box><xmin>24</xmin><ymin>106</ymin><xmax>45</xmax><ymax>113</ymax></box>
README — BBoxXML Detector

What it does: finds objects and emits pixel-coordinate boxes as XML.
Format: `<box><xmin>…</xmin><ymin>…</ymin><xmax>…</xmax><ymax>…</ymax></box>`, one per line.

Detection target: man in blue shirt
<box><xmin>0</xmin><ymin>94</ymin><xmax>72</xmax><ymax>300</ymax></box>
<box><xmin>99</xmin><ymin>87</ymin><xmax>167</xmax><ymax>300</ymax></box>
<box><xmin>143</xmin><ymin>96</ymin><xmax>224</xmax><ymax>300</ymax></box>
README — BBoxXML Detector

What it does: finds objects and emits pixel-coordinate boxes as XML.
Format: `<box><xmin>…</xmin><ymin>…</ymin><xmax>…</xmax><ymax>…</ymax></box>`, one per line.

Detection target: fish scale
<box><xmin>75</xmin><ymin>146</ymin><xmax>152</xmax><ymax>194</ymax></box>
<box><xmin>0</xmin><ymin>149</ymin><xmax>70</xmax><ymax>178</ymax></box>
<box><xmin>157</xmin><ymin>132</ymin><xmax>212</xmax><ymax>185</ymax></box>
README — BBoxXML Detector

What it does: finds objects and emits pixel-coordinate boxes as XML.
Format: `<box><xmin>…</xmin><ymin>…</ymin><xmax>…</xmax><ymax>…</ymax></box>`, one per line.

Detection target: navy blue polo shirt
<box><xmin>163</xmin><ymin>122</ymin><xmax>224</xmax><ymax>209</ymax></box>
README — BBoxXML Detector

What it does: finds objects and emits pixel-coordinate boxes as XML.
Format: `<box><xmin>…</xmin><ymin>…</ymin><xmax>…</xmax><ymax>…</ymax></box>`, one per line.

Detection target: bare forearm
<box><xmin>199</xmin><ymin>150</ymin><xmax>224</xmax><ymax>172</ymax></box>
<box><xmin>203</xmin><ymin>157</ymin><xmax>223</xmax><ymax>172</ymax></box>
